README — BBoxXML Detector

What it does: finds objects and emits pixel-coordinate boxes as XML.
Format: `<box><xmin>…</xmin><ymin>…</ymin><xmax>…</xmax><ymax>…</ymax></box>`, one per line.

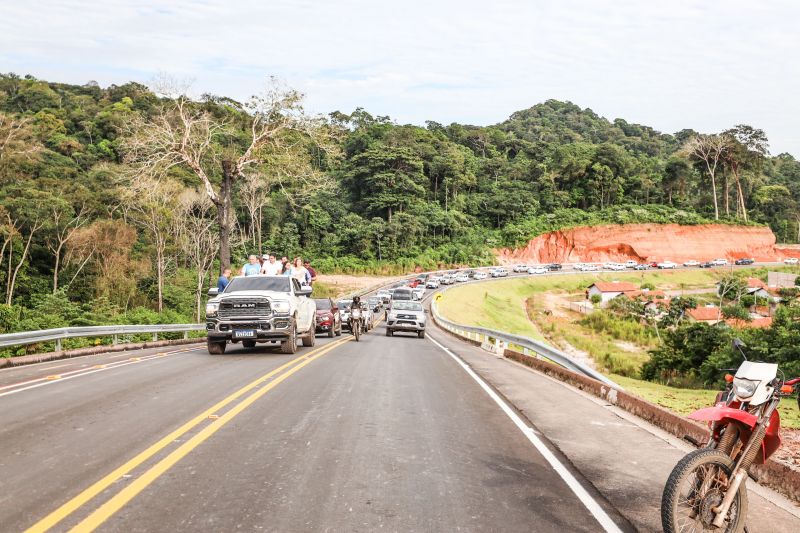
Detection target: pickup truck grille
<box><xmin>397</xmin><ymin>314</ymin><xmax>418</xmax><ymax>320</ymax></box>
<box><xmin>219</xmin><ymin>299</ymin><xmax>271</xmax><ymax>318</ymax></box>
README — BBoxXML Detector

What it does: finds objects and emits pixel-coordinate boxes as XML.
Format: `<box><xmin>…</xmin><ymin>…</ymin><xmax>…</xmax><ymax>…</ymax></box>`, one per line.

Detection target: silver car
<box><xmin>386</xmin><ymin>300</ymin><xmax>427</xmax><ymax>338</ymax></box>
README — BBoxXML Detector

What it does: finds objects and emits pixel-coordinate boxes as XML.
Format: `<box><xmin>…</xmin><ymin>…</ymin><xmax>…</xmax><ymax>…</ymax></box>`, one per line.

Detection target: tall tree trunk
<box><xmin>156</xmin><ymin>240</ymin><xmax>165</xmax><ymax>313</ymax></box>
<box><xmin>7</xmin><ymin>225</ymin><xmax>39</xmax><ymax>305</ymax></box>
<box><xmin>216</xmin><ymin>162</ymin><xmax>235</xmax><ymax>271</ymax></box>
<box><xmin>52</xmin><ymin>241</ymin><xmax>64</xmax><ymax>293</ymax></box>
<box><xmin>723</xmin><ymin>174</ymin><xmax>730</xmax><ymax>216</ymax></box>
<box><xmin>734</xmin><ymin>173</ymin><xmax>748</xmax><ymax>222</ymax></box>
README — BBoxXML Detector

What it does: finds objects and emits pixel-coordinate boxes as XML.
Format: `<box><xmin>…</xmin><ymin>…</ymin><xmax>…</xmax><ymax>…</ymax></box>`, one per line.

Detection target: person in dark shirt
<box><xmin>304</xmin><ymin>260</ymin><xmax>317</xmax><ymax>285</ymax></box>
<box><xmin>218</xmin><ymin>268</ymin><xmax>232</xmax><ymax>292</ymax></box>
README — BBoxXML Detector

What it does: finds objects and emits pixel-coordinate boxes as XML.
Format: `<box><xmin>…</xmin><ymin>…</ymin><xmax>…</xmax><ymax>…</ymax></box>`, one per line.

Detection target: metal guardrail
<box><xmin>0</xmin><ymin>324</ymin><xmax>207</xmax><ymax>351</ymax></box>
<box><xmin>430</xmin><ymin>296</ymin><xmax>621</xmax><ymax>389</ymax></box>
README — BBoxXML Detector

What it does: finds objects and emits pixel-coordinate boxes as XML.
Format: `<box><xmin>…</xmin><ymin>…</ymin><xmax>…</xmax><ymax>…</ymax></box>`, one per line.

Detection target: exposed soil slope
<box><xmin>496</xmin><ymin>223</ymin><xmax>800</xmax><ymax>264</ymax></box>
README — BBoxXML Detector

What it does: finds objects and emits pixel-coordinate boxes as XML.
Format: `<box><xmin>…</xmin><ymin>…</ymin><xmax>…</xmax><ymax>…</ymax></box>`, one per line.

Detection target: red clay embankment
<box><xmin>496</xmin><ymin>223</ymin><xmax>800</xmax><ymax>264</ymax></box>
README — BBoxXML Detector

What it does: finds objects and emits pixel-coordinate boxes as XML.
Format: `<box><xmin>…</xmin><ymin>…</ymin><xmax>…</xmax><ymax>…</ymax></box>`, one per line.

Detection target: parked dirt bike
<box><xmin>661</xmin><ymin>339</ymin><xmax>800</xmax><ymax>532</ymax></box>
<box><xmin>350</xmin><ymin>307</ymin><xmax>362</xmax><ymax>341</ymax></box>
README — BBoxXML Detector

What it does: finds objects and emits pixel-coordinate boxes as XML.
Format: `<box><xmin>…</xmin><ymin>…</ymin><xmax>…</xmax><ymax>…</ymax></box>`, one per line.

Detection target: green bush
<box><xmin>590</xmin><ymin>294</ymin><xmax>602</xmax><ymax>304</ymax></box>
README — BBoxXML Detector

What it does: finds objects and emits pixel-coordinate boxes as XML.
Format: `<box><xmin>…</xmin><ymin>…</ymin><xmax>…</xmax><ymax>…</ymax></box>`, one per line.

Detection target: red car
<box><xmin>314</xmin><ymin>298</ymin><xmax>342</xmax><ymax>338</ymax></box>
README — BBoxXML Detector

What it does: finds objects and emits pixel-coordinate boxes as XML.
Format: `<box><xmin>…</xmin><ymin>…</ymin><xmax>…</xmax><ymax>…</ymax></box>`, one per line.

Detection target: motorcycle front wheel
<box><xmin>661</xmin><ymin>448</ymin><xmax>748</xmax><ymax>533</ymax></box>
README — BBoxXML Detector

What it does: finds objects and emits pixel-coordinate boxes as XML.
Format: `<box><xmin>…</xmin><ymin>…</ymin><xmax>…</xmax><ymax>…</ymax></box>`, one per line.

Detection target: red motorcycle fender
<box><xmin>688</xmin><ymin>406</ymin><xmax>758</xmax><ymax>428</ymax></box>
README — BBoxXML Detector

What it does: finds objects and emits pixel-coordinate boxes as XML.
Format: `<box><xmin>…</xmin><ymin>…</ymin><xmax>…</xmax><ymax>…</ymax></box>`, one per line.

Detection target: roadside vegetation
<box><xmin>4</xmin><ymin>74</ymin><xmax>800</xmax><ymax>342</ymax></box>
<box><xmin>437</xmin><ymin>268</ymin><xmax>800</xmax><ymax>428</ymax></box>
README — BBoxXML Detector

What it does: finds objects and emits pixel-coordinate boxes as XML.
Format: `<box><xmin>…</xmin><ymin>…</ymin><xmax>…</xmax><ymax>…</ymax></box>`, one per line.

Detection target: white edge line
<box><xmin>426</xmin><ymin>334</ymin><xmax>624</xmax><ymax>533</ymax></box>
<box><xmin>0</xmin><ymin>349</ymin><xmax>202</xmax><ymax>398</ymax></box>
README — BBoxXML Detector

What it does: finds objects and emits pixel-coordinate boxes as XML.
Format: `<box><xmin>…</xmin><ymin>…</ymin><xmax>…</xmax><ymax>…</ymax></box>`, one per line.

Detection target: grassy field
<box><xmin>436</xmin><ymin>269</ymin><xmax>800</xmax><ymax>429</ymax></box>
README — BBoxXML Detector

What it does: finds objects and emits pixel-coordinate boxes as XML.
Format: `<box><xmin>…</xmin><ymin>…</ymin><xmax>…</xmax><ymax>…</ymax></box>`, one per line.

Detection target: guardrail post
<box><xmin>55</xmin><ymin>338</ymin><xmax>62</xmax><ymax>352</ymax></box>
<box><xmin>523</xmin><ymin>347</ymin><xmax>529</xmax><ymax>356</ymax></box>
<box><xmin>152</xmin><ymin>332</ymin><xmax>158</xmax><ymax>342</ymax></box>
<box><xmin>113</xmin><ymin>334</ymin><xmax>118</xmax><ymax>345</ymax></box>
<box><xmin>183</xmin><ymin>331</ymin><xmax>189</xmax><ymax>340</ymax></box>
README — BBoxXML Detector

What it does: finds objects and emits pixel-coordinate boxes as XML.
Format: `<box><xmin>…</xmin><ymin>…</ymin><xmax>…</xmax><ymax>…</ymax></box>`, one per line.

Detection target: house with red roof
<box><xmin>687</xmin><ymin>306</ymin><xmax>722</xmax><ymax>324</ymax></box>
<box><xmin>586</xmin><ymin>281</ymin><xmax>638</xmax><ymax>304</ymax></box>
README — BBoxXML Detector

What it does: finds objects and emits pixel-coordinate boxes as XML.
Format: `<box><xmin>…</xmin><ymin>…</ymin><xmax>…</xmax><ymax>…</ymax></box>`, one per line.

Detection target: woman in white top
<box><xmin>288</xmin><ymin>257</ymin><xmax>310</xmax><ymax>285</ymax></box>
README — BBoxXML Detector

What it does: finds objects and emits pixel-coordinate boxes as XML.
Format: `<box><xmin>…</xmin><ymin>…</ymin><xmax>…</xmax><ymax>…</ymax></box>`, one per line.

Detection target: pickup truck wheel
<box><xmin>242</xmin><ymin>340</ymin><xmax>256</xmax><ymax>349</ymax></box>
<box><xmin>386</xmin><ymin>328</ymin><xmax>393</xmax><ymax>337</ymax></box>
<box><xmin>207</xmin><ymin>339</ymin><xmax>226</xmax><ymax>354</ymax></box>
<box><xmin>302</xmin><ymin>327</ymin><xmax>316</xmax><ymax>347</ymax></box>
<box><xmin>418</xmin><ymin>330</ymin><xmax>425</xmax><ymax>339</ymax></box>
<box><xmin>280</xmin><ymin>322</ymin><xmax>298</xmax><ymax>354</ymax></box>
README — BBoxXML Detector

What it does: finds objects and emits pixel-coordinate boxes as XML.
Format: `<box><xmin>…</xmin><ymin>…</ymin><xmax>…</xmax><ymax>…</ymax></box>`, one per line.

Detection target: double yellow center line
<box><xmin>26</xmin><ymin>336</ymin><xmax>351</xmax><ymax>533</ymax></box>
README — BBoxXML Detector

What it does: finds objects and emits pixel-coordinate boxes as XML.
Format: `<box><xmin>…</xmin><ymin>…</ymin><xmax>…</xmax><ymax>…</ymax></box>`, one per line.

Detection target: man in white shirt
<box><xmin>260</xmin><ymin>254</ymin><xmax>282</xmax><ymax>276</ymax></box>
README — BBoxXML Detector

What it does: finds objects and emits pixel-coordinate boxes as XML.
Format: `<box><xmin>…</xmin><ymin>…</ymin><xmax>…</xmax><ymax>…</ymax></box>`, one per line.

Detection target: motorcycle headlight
<box><xmin>205</xmin><ymin>302</ymin><xmax>219</xmax><ymax>317</ymax></box>
<box><xmin>733</xmin><ymin>377</ymin><xmax>759</xmax><ymax>399</ymax></box>
<box><xmin>272</xmin><ymin>300</ymin><xmax>290</xmax><ymax>314</ymax></box>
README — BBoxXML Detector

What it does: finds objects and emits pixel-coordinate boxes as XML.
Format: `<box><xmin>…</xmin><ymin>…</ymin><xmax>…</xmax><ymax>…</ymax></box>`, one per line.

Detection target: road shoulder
<box><xmin>426</xmin><ymin>327</ymin><xmax>800</xmax><ymax>533</ymax></box>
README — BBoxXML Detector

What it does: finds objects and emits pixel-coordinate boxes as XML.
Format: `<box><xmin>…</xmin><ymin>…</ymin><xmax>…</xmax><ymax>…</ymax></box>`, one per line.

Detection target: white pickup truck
<box><xmin>205</xmin><ymin>275</ymin><xmax>316</xmax><ymax>354</ymax></box>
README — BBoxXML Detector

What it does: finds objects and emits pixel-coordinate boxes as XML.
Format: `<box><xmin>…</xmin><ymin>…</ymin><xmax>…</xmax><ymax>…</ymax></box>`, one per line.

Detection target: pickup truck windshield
<box><xmin>224</xmin><ymin>276</ymin><xmax>291</xmax><ymax>293</ymax></box>
<box><xmin>392</xmin><ymin>301</ymin><xmax>423</xmax><ymax>311</ymax></box>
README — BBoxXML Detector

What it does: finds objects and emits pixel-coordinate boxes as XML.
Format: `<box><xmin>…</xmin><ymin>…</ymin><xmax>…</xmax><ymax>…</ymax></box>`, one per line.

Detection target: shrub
<box><xmin>590</xmin><ymin>294</ymin><xmax>602</xmax><ymax>304</ymax></box>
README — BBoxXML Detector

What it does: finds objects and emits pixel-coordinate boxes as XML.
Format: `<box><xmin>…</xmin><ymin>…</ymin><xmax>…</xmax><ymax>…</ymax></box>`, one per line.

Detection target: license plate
<box><xmin>233</xmin><ymin>330</ymin><xmax>256</xmax><ymax>339</ymax></box>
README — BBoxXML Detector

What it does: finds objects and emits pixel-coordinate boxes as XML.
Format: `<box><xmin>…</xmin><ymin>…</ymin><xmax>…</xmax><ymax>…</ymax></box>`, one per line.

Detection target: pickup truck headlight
<box><xmin>272</xmin><ymin>300</ymin><xmax>291</xmax><ymax>314</ymax></box>
<box><xmin>733</xmin><ymin>377</ymin><xmax>758</xmax><ymax>399</ymax></box>
<box><xmin>205</xmin><ymin>302</ymin><xmax>219</xmax><ymax>317</ymax></box>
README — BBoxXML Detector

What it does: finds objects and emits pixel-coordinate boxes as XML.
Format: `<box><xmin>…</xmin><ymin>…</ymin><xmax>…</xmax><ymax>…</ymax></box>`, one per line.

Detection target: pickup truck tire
<box><xmin>280</xmin><ymin>322</ymin><xmax>298</xmax><ymax>354</ymax></box>
<box><xmin>302</xmin><ymin>327</ymin><xmax>316</xmax><ymax>347</ymax></box>
<box><xmin>418</xmin><ymin>330</ymin><xmax>425</xmax><ymax>339</ymax></box>
<box><xmin>207</xmin><ymin>339</ymin><xmax>226</xmax><ymax>354</ymax></box>
<box><xmin>386</xmin><ymin>328</ymin><xmax>393</xmax><ymax>337</ymax></box>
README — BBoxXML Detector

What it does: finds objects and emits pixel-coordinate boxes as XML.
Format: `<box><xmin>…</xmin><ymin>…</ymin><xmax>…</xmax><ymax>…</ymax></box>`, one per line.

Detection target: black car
<box><xmin>735</xmin><ymin>258</ymin><xmax>755</xmax><ymax>265</ymax></box>
<box><xmin>699</xmin><ymin>261</ymin><xmax>714</xmax><ymax>268</ymax></box>
<box><xmin>546</xmin><ymin>263</ymin><xmax>562</xmax><ymax>271</ymax></box>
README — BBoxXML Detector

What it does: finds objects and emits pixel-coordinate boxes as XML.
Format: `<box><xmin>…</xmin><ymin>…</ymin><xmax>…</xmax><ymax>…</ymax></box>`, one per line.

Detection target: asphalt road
<box><xmin>0</xmin><ymin>314</ymin><xmax>630</xmax><ymax>532</ymax></box>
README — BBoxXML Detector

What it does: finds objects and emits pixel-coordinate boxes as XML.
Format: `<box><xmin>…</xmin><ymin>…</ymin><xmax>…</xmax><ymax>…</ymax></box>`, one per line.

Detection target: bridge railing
<box><xmin>430</xmin><ymin>297</ymin><xmax>621</xmax><ymax>389</ymax></box>
<box><xmin>0</xmin><ymin>324</ymin><xmax>207</xmax><ymax>352</ymax></box>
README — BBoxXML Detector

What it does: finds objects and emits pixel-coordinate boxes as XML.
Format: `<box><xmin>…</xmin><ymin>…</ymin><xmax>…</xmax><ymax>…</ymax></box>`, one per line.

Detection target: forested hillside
<box><xmin>1</xmin><ymin>73</ymin><xmax>799</xmax><ymax>334</ymax></box>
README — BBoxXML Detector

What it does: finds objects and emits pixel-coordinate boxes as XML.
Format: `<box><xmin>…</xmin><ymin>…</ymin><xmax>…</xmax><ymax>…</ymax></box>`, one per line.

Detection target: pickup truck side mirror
<box><xmin>297</xmin><ymin>286</ymin><xmax>312</xmax><ymax>297</ymax></box>
<box><xmin>207</xmin><ymin>288</ymin><xmax>219</xmax><ymax>297</ymax></box>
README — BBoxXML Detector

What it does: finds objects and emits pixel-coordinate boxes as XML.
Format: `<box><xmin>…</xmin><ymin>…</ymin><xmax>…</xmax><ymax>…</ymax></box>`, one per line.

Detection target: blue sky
<box><xmin>1</xmin><ymin>0</ymin><xmax>799</xmax><ymax>155</ymax></box>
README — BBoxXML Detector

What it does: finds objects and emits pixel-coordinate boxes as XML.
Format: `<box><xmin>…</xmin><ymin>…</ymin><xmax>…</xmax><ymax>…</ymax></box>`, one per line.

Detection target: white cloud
<box><xmin>1</xmin><ymin>0</ymin><xmax>799</xmax><ymax>154</ymax></box>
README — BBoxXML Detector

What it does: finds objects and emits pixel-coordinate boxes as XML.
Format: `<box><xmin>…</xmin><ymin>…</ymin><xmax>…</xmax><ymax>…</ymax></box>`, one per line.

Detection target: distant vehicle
<box><xmin>425</xmin><ymin>278</ymin><xmax>440</xmax><ymax>289</ymax></box>
<box><xmin>455</xmin><ymin>273</ymin><xmax>470</xmax><ymax>283</ymax></box>
<box><xmin>710</xmin><ymin>258</ymin><xmax>729</xmax><ymax>266</ymax></box>
<box><xmin>607</xmin><ymin>263</ymin><xmax>626</xmax><ymax>271</ymax></box>
<box><xmin>546</xmin><ymin>263</ymin><xmax>562</xmax><ymax>271</ymax></box>
<box><xmin>699</xmin><ymin>261</ymin><xmax>714</xmax><ymax>268</ymax></box>
<box><xmin>603</xmin><ymin>261</ymin><xmax>617</xmax><ymax>269</ymax></box>
<box><xmin>683</xmin><ymin>260</ymin><xmax>700</xmax><ymax>267</ymax></box>
<box><xmin>582</xmin><ymin>264</ymin><xmax>601</xmax><ymax>272</ymax></box>
<box><xmin>391</xmin><ymin>288</ymin><xmax>414</xmax><ymax>302</ymax></box>
<box><xmin>205</xmin><ymin>276</ymin><xmax>315</xmax><ymax>355</ymax></box>
<box><xmin>385</xmin><ymin>300</ymin><xmax>427</xmax><ymax>338</ymax></box>
<box><xmin>634</xmin><ymin>263</ymin><xmax>650</xmax><ymax>271</ymax></box>
<box><xmin>314</xmin><ymin>297</ymin><xmax>342</xmax><ymax>338</ymax></box>
<box><xmin>473</xmin><ymin>271</ymin><xmax>488</xmax><ymax>280</ymax></box>
<box><xmin>735</xmin><ymin>258</ymin><xmax>755</xmax><ymax>265</ymax></box>
<box><xmin>407</xmin><ymin>279</ymin><xmax>421</xmax><ymax>288</ymax></box>
<box><xmin>412</xmin><ymin>285</ymin><xmax>426</xmax><ymax>300</ymax></box>
<box><xmin>573</xmin><ymin>263</ymin><xmax>585</xmax><ymax>271</ymax></box>
<box><xmin>624</xmin><ymin>260</ymin><xmax>638</xmax><ymax>268</ymax></box>
<box><xmin>440</xmin><ymin>275</ymin><xmax>455</xmax><ymax>285</ymax></box>
<box><xmin>785</xmin><ymin>257</ymin><xmax>799</xmax><ymax>265</ymax></box>
<box><xmin>377</xmin><ymin>290</ymin><xmax>391</xmax><ymax>304</ymax></box>
<box><xmin>512</xmin><ymin>264</ymin><xmax>529</xmax><ymax>273</ymax></box>
<box><xmin>649</xmin><ymin>261</ymin><xmax>660</xmax><ymax>268</ymax></box>
<box><xmin>490</xmin><ymin>267</ymin><xmax>508</xmax><ymax>278</ymax></box>
<box><xmin>368</xmin><ymin>296</ymin><xmax>383</xmax><ymax>313</ymax></box>
<box><xmin>657</xmin><ymin>261</ymin><xmax>677</xmax><ymax>269</ymax></box>
<box><xmin>527</xmin><ymin>266</ymin><xmax>547</xmax><ymax>275</ymax></box>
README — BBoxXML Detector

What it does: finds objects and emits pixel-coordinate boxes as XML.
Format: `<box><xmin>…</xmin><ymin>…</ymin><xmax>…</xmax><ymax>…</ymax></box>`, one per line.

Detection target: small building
<box><xmin>725</xmin><ymin>316</ymin><xmax>773</xmax><ymax>329</ymax></box>
<box><xmin>687</xmin><ymin>306</ymin><xmax>722</xmax><ymax>324</ymax></box>
<box><xmin>586</xmin><ymin>281</ymin><xmax>638</xmax><ymax>304</ymax></box>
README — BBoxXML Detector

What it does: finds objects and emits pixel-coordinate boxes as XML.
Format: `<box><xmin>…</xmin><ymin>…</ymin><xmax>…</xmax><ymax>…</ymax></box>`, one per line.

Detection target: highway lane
<box><xmin>0</xmin><ymin>336</ymin><xmax>344</xmax><ymax>532</ymax></box>
<box><xmin>1</xmin><ymin>316</ymin><xmax>630</xmax><ymax>532</ymax></box>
